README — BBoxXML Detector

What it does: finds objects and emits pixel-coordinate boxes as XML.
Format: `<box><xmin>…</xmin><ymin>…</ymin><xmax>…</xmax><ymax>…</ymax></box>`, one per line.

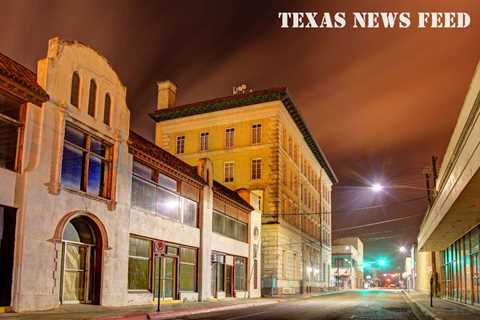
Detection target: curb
<box><xmin>96</xmin><ymin>300</ymin><xmax>280</xmax><ymax>320</ymax></box>
<box><xmin>147</xmin><ymin>300</ymin><xmax>279</xmax><ymax>320</ymax></box>
<box><xmin>95</xmin><ymin>291</ymin><xmax>345</xmax><ymax>320</ymax></box>
<box><xmin>401</xmin><ymin>290</ymin><xmax>440</xmax><ymax>320</ymax></box>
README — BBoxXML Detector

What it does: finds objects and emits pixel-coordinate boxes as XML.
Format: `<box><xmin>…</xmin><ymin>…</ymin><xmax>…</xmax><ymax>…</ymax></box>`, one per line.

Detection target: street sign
<box><xmin>153</xmin><ymin>240</ymin><xmax>165</xmax><ymax>256</ymax></box>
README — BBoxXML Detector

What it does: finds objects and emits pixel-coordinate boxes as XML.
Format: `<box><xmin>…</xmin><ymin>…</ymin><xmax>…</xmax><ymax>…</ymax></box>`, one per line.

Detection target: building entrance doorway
<box><xmin>0</xmin><ymin>206</ymin><xmax>16</xmax><ymax>307</ymax></box>
<box><xmin>61</xmin><ymin>216</ymin><xmax>101</xmax><ymax>304</ymax></box>
<box><xmin>154</xmin><ymin>256</ymin><xmax>177</xmax><ymax>300</ymax></box>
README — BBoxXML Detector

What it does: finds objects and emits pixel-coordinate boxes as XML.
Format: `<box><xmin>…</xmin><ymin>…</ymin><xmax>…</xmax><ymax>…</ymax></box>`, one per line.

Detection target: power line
<box><xmin>332</xmin><ymin>212</ymin><xmax>424</xmax><ymax>232</ymax></box>
<box><xmin>262</xmin><ymin>195</ymin><xmax>427</xmax><ymax>217</ymax></box>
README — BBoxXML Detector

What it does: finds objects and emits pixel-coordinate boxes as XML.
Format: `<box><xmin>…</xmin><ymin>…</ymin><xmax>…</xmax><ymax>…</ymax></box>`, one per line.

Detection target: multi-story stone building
<box><xmin>332</xmin><ymin>237</ymin><xmax>364</xmax><ymax>289</ymax></box>
<box><xmin>0</xmin><ymin>38</ymin><xmax>261</xmax><ymax>313</ymax></box>
<box><xmin>416</xmin><ymin>61</ymin><xmax>480</xmax><ymax>306</ymax></box>
<box><xmin>150</xmin><ymin>83</ymin><xmax>337</xmax><ymax>295</ymax></box>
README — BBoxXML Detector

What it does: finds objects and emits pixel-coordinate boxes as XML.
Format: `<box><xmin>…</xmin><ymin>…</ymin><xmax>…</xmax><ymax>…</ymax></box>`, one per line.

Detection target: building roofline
<box><xmin>149</xmin><ymin>87</ymin><xmax>338</xmax><ymax>183</ymax></box>
<box><xmin>0</xmin><ymin>51</ymin><xmax>49</xmax><ymax>105</ymax></box>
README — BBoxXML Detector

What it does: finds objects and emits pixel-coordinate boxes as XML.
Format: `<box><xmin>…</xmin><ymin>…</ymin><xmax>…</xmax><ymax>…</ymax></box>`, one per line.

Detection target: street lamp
<box><xmin>399</xmin><ymin>246</ymin><xmax>407</xmax><ymax>253</ymax></box>
<box><xmin>371</xmin><ymin>183</ymin><xmax>384</xmax><ymax>193</ymax></box>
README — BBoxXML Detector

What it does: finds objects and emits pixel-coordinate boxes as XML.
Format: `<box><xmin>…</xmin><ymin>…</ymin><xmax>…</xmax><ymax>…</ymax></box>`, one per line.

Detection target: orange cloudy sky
<box><xmin>1</xmin><ymin>0</ymin><xmax>479</xmax><ymax>268</ymax></box>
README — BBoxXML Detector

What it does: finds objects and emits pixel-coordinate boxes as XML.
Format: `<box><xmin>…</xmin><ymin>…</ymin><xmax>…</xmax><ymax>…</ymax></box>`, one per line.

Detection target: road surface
<box><xmin>180</xmin><ymin>289</ymin><xmax>418</xmax><ymax>320</ymax></box>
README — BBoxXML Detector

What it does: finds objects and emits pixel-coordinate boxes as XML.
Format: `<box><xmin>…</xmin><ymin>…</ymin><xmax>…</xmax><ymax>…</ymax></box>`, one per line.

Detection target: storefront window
<box><xmin>180</xmin><ymin>247</ymin><xmax>197</xmax><ymax>291</ymax></box>
<box><xmin>234</xmin><ymin>257</ymin><xmax>246</xmax><ymax>291</ymax></box>
<box><xmin>212</xmin><ymin>211</ymin><xmax>248</xmax><ymax>242</ymax></box>
<box><xmin>128</xmin><ymin>237</ymin><xmax>151</xmax><ymax>291</ymax></box>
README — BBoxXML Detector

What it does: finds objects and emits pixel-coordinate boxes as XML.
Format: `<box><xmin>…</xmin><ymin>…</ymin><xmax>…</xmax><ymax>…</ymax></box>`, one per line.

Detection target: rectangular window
<box><xmin>200</xmin><ymin>132</ymin><xmax>209</xmax><ymax>152</ymax></box>
<box><xmin>131</xmin><ymin>160</ymin><xmax>197</xmax><ymax>227</ymax></box>
<box><xmin>224</xmin><ymin>162</ymin><xmax>234</xmax><ymax>182</ymax></box>
<box><xmin>128</xmin><ymin>237</ymin><xmax>151</xmax><ymax>290</ymax></box>
<box><xmin>0</xmin><ymin>94</ymin><xmax>23</xmax><ymax>171</ymax></box>
<box><xmin>251</xmin><ymin>124</ymin><xmax>261</xmax><ymax>144</ymax></box>
<box><xmin>234</xmin><ymin>257</ymin><xmax>247</xmax><ymax>291</ymax></box>
<box><xmin>212</xmin><ymin>211</ymin><xmax>248</xmax><ymax>242</ymax></box>
<box><xmin>251</xmin><ymin>159</ymin><xmax>262</xmax><ymax>180</ymax></box>
<box><xmin>225</xmin><ymin>128</ymin><xmax>234</xmax><ymax>149</ymax></box>
<box><xmin>176</xmin><ymin>136</ymin><xmax>185</xmax><ymax>154</ymax></box>
<box><xmin>180</xmin><ymin>247</ymin><xmax>197</xmax><ymax>291</ymax></box>
<box><xmin>61</xmin><ymin>123</ymin><xmax>112</xmax><ymax>198</ymax></box>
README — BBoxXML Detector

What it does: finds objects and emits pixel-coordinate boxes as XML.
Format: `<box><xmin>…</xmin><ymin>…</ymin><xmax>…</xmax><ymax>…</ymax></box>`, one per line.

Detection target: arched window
<box><xmin>88</xmin><ymin>79</ymin><xmax>97</xmax><ymax>117</ymax></box>
<box><xmin>103</xmin><ymin>93</ymin><xmax>111</xmax><ymax>126</ymax></box>
<box><xmin>70</xmin><ymin>72</ymin><xmax>80</xmax><ymax>107</ymax></box>
<box><xmin>63</xmin><ymin>216</ymin><xmax>96</xmax><ymax>244</ymax></box>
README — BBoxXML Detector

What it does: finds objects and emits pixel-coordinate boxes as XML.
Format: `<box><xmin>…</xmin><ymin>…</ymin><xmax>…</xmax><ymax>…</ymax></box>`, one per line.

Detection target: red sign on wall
<box><xmin>153</xmin><ymin>240</ymin><xmax>165</xmax><ymax>256</ymax></box>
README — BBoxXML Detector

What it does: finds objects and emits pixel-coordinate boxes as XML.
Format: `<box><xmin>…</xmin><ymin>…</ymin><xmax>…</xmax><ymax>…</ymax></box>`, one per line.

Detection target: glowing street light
<box><xmin>371</xmin><ymin>183</ymin><xmax>384</xmax><ymax>193</ymax></box>
<box><xmin>399</xmin><ymin>246</ymin><xmax>407</xmax><ymax>253</ymax></box>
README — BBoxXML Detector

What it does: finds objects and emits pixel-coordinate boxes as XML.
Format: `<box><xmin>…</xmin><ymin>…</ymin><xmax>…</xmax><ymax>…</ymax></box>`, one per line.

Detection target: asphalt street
<box><xmin>179</xmin><ymin>289</ymin><xmax>418</xmax><ymax>320</ymax></box>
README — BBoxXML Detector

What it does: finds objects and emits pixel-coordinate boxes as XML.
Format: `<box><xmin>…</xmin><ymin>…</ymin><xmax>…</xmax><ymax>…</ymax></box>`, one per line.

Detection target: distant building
<box><xmin>416</xmin><ymin>61</ymin><xmax>480</xmax><ymax>306</ymax></box>
<box><xmin>0</xmin><ymin>38</ymin><xmax>261</xmax><ymax>313</ymax></box>
<box><xmin>150</xmin><ymin>83</ymin><xmax>338</xmax><ymax>295</ymax></box>
<box><xmin>331</xmin><ymin>237</ymin><xmax>364</xmax><ymax>289</ymax></box>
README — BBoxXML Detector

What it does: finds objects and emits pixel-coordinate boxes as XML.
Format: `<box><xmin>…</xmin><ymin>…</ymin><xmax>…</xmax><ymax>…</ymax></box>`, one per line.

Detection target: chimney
<box><xmin>157</xmin><ymin>80</ymin><xmax>177</xmax><ymax>109</ymax></box>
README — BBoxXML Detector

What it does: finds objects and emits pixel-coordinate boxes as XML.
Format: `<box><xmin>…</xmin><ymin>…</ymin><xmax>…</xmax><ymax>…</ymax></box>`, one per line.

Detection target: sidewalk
<box><xmin>0</xmin><ymin>299</ymin><xmax>278</xmax><ymax>320</ymax></box>
<box><xmin>0</xmin><ymin>291</ymin><xmax>345</xmax><ymax>320</ymax></box>
<box><xmin>402</xmin><ymin>290</ymin><xmax>480</xmax><ymax>320</ymax></box>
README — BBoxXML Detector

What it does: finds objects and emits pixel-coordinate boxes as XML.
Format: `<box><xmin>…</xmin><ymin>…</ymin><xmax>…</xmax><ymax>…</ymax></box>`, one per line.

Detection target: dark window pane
<box><xmin>0</xmin><ymin>94</ymin><xmax>21</xmax><ymax>121</ymax></box>
<box><xmin>61</xmin><ymin>144</ymin><xmax>83</xmax><ymax>190</ymax></box>
<box><xmin>226</xmin><ymin>217</ymin><xmax>235</xmax><ymax>238</ymax></box>
<box><xmin>238</xmin><ymin>223</ymin><xmax>247</xmax><ymax>242</ymax></box>
<box><xmin>90</xmin><ymin>138</ymin><xmax>106</xmax><ymax>157</ymax></box>
<box><xmin>88</xmin><ymin>156</ymin><xmax>104</xmax><ymax>196</ymax></box>
<box><xmin>234</xmin><ymin>258</ymin><xmax>246</xmax><ymax>290</ymax></box>
<box><xmin>0</xmin><ymin>120</ymin><xmax>18</xmax><ymax>170</ymax></box>
<box><xmin>88</xmin><ymin>79</ymin><xmax>97</xmax><ymax>117</ymax></box>
<box><xmin>64</xmin><ymin>125</ymin><xmax>85</xmax><ymax>147</ymax></box>
<box><xmin>213</xmin><ymin>212</ymin><xmax>224</xmax><ymax>234</ymax></box>
<box><xmin>104</xmin><ymin>93</ymin><xmax>111</xmax><ymax>125</ymax></box>
<box><xmin>217</xmin><ymin>263</ymin><xmax>225</xmax><ymax>291</ymax></box>
<box><xmin>159</xmin><ymin>173</ymin><xmax>177</xmax><ymax>191</ymax></box>
<box><xmin>71</xmin><ymin>72</ymin><xmax>80</xmax><ymax>107</ymax></box>
<box><xmin>180</xmin><ymin>264</ymin><xmax>195</xmax><ymax>291</ymax></box>
<box><xmin>133</xmin><ymin>161</ymin><xmax>154</xmax><ymax>181</ymax></box>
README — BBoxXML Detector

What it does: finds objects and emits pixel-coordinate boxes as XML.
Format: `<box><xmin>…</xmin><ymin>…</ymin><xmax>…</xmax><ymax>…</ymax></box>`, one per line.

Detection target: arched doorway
<box><xmin>60</xmin><ymin>216</ymin><xmax>102</xmax><ymax>304</ymax></box>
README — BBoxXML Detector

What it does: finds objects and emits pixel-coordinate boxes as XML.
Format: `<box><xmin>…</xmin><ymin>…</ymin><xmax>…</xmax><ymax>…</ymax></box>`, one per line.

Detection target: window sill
<box><xmin>128</xmin><ymin>290</ymin><xmax>151</xmax><ymax>294</ymax></box>
<box><xmin>62</xmin><ymin>187</ymin><xmax>114</xmax><ymax>208</ymax></box>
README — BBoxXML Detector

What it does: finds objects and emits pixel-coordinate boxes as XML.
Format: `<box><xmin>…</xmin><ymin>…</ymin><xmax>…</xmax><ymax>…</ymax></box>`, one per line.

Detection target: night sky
<box><xmin>2</xmin><ymin>0</ymin><xmax>480</xmax><ymax>270</ymax></box>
